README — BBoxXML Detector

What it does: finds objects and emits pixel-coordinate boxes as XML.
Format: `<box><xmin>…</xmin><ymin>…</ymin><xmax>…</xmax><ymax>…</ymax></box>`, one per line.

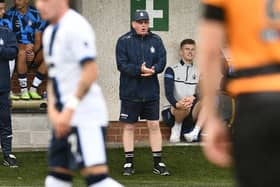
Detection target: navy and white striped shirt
<box><xmin>5</xmin><ymin>6</ymin><xmax>46</xmax><ymax>44</ymax></box>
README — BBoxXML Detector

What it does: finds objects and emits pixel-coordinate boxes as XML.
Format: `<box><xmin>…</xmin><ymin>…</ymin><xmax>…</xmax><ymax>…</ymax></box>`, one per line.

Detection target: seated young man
<box><xmin>183</xmin><ymin>48</ymin><xmax>235</xmax><ymax>142</ymax></box>
<box><xmin>162</xmin><ymin>39</ymin><xmax>200</xmax><ymax>143</ymax></box>
<box><xmin>6</xmin><ymin>0</ymin><xmax>47</xmax><ymax>100</ymax></box>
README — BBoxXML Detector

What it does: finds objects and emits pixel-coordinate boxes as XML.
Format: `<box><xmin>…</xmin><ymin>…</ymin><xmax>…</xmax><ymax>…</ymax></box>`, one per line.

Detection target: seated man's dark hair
<box><xmin>180</xmin><ymin>39</ymin><xmax>196</xmax><ymax>48</ymax></box>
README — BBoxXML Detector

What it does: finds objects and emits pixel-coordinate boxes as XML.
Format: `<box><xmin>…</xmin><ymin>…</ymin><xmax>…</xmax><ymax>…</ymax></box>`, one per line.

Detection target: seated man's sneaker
<box><xmin>184</xmin><ymin>131</ymin><xmax>199</xmax><ymax>143</ymax></box>
<box><xmin>10</xmin><ymin>93</ymin><xmax>20</xmax><ymax>100</ymax></box>
<box><xmin>3</xmin><ymin>154</ymin><xmax>18</xmax><ymax>168</ymax></box>
<box><xmin>169</xmin><ymin>123</ymin><xmax>182</xmax><ymax>143</ymax></box>
<box><xmin>153</xmin><ymin>162</ymin><xmax>170</xmax><ymax>176</ymax></box>
<box><xmin>29</xmin><ymin>91</ymin><xmax>42</xmax><ymax>100</ymax></box>
<box><xmin>20</xmin><ymin>92</ymin><xmax>30</xmax><ymax>100</ymax></box>
<box><xmin>123</xmin><ymin>163</ymin><xmax>135</xmax><ymax>176</ymax></box>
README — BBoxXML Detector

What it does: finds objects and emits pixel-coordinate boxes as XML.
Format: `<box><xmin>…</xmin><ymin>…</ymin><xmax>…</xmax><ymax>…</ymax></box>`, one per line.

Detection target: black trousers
<box><xmin>0</xmin><ymin>92</ymin><xmax>12</xmax><ymax>156</ymax></box>
<box><xmin>232</xmin><ymin>92</ymin><xmax>280</xmax><ymax>187</ymax></box>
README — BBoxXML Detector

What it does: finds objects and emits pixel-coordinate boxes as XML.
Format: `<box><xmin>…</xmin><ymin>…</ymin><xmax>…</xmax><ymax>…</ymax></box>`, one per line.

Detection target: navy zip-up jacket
<box><xmin>116</xmin><ymin>29</ymin><xmax>166</xmax><ymax>101</ymax></box>
<box><xmin>0</xmin><ymin>26</ymin><xmax>18</xmax><ymax>92</ymax></box>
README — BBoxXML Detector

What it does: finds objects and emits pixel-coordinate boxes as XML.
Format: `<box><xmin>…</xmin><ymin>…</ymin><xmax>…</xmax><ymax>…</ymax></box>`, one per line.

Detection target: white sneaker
<box><xmin>184</xmin><ymin>131</ymin><xmax>198</xmax><ymax>143</ymax></box>
<box><xmin>169</xmin><ymin>123</ymin><xmax>182</xmax><ymax>143</ymax></box>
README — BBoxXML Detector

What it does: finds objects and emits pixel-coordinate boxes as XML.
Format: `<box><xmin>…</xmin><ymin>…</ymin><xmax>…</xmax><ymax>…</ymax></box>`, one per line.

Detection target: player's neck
<box><xmin>18</xmin><ymin>6</ymin><xmax>28</xmax><ymax>14</ymax></box>
<box><xmin>52</xmin><ymin>7</ymin><xmax>69</xmax><ymax>24</ymax></box>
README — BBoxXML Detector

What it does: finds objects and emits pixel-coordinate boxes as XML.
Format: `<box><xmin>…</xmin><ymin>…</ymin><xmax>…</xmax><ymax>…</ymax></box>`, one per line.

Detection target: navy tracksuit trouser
<box><xmin>0</xmin><ymin>92</ymin><xmax>12</xmax><ymax>157</ymax></box>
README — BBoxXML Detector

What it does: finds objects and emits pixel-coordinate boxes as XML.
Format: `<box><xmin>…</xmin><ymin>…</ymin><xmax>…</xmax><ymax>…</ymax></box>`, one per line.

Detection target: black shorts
<box><xmin>119</xmin><ymin>100</ymin><xmax>159</xmax><ymax>123</ymax></box>
<box><xmin>232</xmin><ymin>92</ymin><xmax>280</xmax><ymax>187</ymax></box>
<box><xmin>48</xmin><ymin>126</ymin><xmax>107</xmax><ymax>171</ymax></box>
<box><xmin>0</xmin><ymin>92</ymin><xmax>12</xmax><ymax>156</ymax></box>
<box><xmin>161</xmin><ymin>107</ymin><xmax>175</xmax><ymax>128</ymax></box>
<box><xmin>161</xmin><ymin>100</ymin><xmax>196</xmax><ymax>130</ymax></box>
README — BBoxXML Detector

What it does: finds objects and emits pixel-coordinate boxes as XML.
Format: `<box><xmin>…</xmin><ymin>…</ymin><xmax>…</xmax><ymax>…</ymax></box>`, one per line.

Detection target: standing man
<box><xmin>36</xmin><ymin>0</ymin><xmax>122</xmax><ymax>186</ymax></box>
<box><xmin>199</xmin><ymin>0</ymin><xmax>280</xmax><ymax>186</ymax></box>
<box><xmin>162</xmin><ymin>39</ymin><xmax>200</xmax><ymax>143</ymax></box>
<box><xmin>0</xmin><ymin>1</ymin><xmax>17</xmax><ymax>100</ymax></box>
<box><xmin>116</xmin><ymin>10</ymin><xmax>169</xmax><ymax>176</ymax></box>
<box><xmin>0</xmin><ymin>0</ymin><xmax>18</xmax><ymax>168</ymax></box>
<box><xmin>6</xmin><ymin>0</ymin><xmax>47</xmax><ymax>100</ymax></box>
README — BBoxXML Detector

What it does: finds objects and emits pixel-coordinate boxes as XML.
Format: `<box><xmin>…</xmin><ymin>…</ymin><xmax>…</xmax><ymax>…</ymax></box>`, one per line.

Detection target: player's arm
<box><xmin>74</xmin><ymin>60</ymin><xmax>98</xmax><ymax>100</ymax></box>
<box><xmin>199</xmin><ymin>22</ymin><xmax>224</xmax><ymax>113</ymax></box>
<box><xmin>25</xmin><ymin>31</ymin><xmax>42</xmax><ymax>63</ymax></box>
<box><xmin>0</xmin><ymin>30</ymin><xmax>18</xmax><ymax>60</ymax></box>
<box><xmin>199</xmin><ymin>1</ymin><xmax>227</xmax><ymax>115</ymax></box>
<box><xmin>48</xmin><ymin>77</ymin><xmax>72</xmax><ymax>138</ymax></box>
<box><xmin>47</xmin><ymin>78</ymin><xmax>59</xmax><ymax>125</ymax></box>
<box><xmin>198</xmin><ymin>2</ymin><xmax>232</xmax><ymax>167</ymax></box>
<box><xmin>33</xmin><ymin>31</ymin><xmax>42</xmax><ymax>54</ymax></box>
<box><xmin>34</xmin><ymin>16</ymin><xmax>46</xmax><ymax>53</ymax></box>
<box><xmin>29</xmin><ymin>32</ymin><xmax>44</xmax><ymax>67</ymax></box>
<box><xmin>30</xmin><ymin>18</ymin><xmax>46</xmax><ymax>62</ymax></box>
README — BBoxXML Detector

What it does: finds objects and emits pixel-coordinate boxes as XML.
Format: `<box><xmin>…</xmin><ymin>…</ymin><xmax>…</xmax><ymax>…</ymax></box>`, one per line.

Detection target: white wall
<box><xmin>82</xmin><ymin>0</ymin><xmax>201</xmax><ymax>120</ymax></box>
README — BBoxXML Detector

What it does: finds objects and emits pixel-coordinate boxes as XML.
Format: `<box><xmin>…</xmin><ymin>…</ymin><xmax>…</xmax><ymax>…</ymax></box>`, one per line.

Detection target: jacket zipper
<box><xmin>140</xmin><ymin>36</ymin><xmax>144</xmax><ymax>100</ymax></box>
<box><xmin>186</xmin><ymin>66</ymin><xmax>189</xmax><ymax>81</ymax></box>
<box><xmin>141</xmin><ymin>37</ymin><xmax>144</xmax><ymax>63</ymax></box>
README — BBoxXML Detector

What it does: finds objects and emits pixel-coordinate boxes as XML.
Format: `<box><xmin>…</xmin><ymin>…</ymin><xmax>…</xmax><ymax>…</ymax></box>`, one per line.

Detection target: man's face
<box><xmin>14</xmin><ymin>0</ymin><xmax>28</xmax><ymax>10</ymax></box>
<box><xmin>35</xmin><ymin>0</ymin><xmax>64</xmax><ymax>22</ymax></box>
<box><xmin>0</xmin><ymin>3</ymin><xmax>5</xmax><ymax>18</ymax></box>
<box><xmin>180</xmin><ymin>44</ymin><xmax>196</xmax><ymax>62</ymax></box>
<box><xmin>132</xmin><ymin>20</ymin><xmax>149</xmax><ymax>36</ymax></box>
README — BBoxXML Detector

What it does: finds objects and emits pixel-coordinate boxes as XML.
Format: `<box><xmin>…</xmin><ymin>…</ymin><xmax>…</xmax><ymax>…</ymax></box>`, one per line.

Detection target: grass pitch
<box><xmin>0</xmin><ymin>146</ymin><xmax>234</xmax><ymax>187</ymax></box>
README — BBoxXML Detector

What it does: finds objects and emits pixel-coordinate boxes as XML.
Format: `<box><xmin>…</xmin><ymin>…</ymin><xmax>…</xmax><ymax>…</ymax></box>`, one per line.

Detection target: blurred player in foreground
<box><xmin>198</xmin><ymin>0</ymin><xmax>280</xmax><ymax>186</ymax></box>
<box><xmin>36</xmin><ymin>0</ymin><xmax>122</xmax><ymax>186</ymax></box>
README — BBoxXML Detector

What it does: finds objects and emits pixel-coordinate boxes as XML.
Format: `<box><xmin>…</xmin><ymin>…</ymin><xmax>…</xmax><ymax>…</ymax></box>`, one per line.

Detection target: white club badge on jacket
<box><xmin>0</xmin><ymin>38</ymin><xmax>4</xmax><ymax>46</ymax></box>
<box><xmin>150</xmin><ymin>46</ymin><xmax>155</xmax><ymax>53</ymax></box>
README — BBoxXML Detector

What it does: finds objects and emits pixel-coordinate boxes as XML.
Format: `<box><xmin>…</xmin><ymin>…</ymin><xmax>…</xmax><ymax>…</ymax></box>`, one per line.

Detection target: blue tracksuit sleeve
<box><xmin>116</xmin><ymin>38</ymin><xmax>141</xmax><ymax>77</ymax></box>
<box><xmin>0</xmin><ymin>30</ymin><xmax>18</xmax><ymax>60</ymax></box>
<box><xmin>153</xmin><ymin>38</ymin><xmax>166</xmax><ymax>74</ymax></box>
<box><xmin>164</xmin><ymin>67</ymin><xmax>177</xmax><ymax>107</ymax></box>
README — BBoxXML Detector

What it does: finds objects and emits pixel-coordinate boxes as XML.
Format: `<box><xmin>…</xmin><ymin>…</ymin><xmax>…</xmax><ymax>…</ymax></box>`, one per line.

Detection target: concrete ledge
<box><xmin>11</xmin><ymin>100</ymin><xmax>47</xmax><ymax>113</ymax></box>
<box><xmin>12</xmin><ymin>113</ymin><xmax>51</xmax><ymax>149</ymax></box>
